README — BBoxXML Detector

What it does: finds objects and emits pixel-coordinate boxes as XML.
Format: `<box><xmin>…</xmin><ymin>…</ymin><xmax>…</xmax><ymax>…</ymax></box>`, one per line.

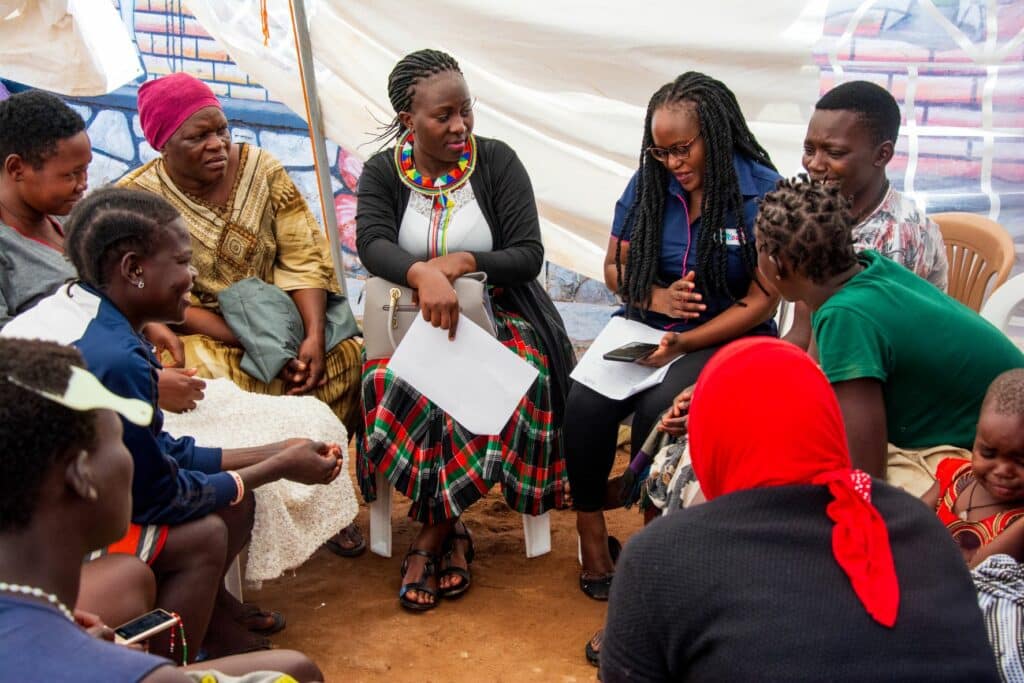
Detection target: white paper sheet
<box><xmin>387</xmin><ymin>315</ymin><xmax>539</xmax><ymax>435</ymax></box>
<box><xmin>570</xmin><ymin>316</ymin><xmax>681</xmax><ymax>400</ymax></box>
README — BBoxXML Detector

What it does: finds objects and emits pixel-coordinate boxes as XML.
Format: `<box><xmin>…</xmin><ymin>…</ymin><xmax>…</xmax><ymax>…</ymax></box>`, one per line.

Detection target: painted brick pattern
<box><xmin>815</xmin><ymin>0</ymin><xmax>1024</xmax><ymax>238</ymax></box>
<box><xmin>123</xmin><ymin>0</ymin><xmax>273</xmax><ymax>102</ymax></box>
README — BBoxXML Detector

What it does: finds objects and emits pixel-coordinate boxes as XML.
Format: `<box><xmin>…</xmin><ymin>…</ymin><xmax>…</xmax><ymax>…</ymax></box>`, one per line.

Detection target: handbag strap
<box><xmin>387</xmin><ymin>286</ymin><xmax>403</xmax><ymax>351</ymax></box>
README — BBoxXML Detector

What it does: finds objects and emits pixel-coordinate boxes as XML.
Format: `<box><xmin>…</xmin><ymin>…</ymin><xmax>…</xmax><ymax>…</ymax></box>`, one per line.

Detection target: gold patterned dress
<box><xmin>118</xmin><ymin>144</ymin><xmax>362</xmax><ymax>432</ymax></box>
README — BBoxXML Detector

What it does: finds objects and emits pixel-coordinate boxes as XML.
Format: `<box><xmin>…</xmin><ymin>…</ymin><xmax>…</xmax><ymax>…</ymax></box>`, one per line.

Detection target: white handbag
<box><xmin>362</xmin><ymin>271</ymin><xmax>497</xmax><ymax>360</ymax></box>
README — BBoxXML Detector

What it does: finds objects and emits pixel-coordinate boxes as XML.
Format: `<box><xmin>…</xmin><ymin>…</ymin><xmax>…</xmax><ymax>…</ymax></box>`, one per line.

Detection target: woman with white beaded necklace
<box><xmin>0</xmin><ymin>338</ymin><xmax>323</xmax><ymax>682</ymax></box>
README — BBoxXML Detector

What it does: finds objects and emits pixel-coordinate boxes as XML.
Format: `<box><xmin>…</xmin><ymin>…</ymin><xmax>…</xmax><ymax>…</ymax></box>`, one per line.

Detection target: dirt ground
<box><xmin>248</xmin><ymin>444</ymin><xmax>641</xmax><ymax>683</ymax></box>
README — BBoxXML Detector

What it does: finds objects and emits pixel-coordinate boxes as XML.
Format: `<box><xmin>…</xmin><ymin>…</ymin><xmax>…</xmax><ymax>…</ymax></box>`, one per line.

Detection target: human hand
<box><xmin>143</xmin><ymin>323</ymin><xmax>185</xmax><ymax>367</ymax></box>
<box><xmin>285</xmin><ymin>335</ymin><xmax>326</xmax><ymax>395</ymax></box>
<box><xmin>652</xmin><ymin>271</ymin><xmax>705</xmax><ymax>320</ymax></box>
<box><xmin>275</xmin><ymin>440</ymin><xmax>342</xmax><ymax>485</ymax></box>
<box><xmin>637</xmin><ymin>331</ymin><xmax>686</xmax><ymax>368</ymax></box>
<box><xmin>75</xmin><ymin>609</ymin><xmax>114</xmax><ymax>642</ymax></box>
<box><xmin>408</xmin><ymin>262</ymin><xmax>460</xmax><ymax>339</ymax></box>
<box><xmin>659</xmin><ymin>384</ymin><xmax>695</xmax><ymax>436</ymax></box>
<box><xmin>427</xmin><ymin>252</ymin><xmax>476</xmax><ymax>282</ymax></box>
<box><xmin>157</xmin><ymin>367</ymin><xmax>206</xmax><ymax>413</ymax></box>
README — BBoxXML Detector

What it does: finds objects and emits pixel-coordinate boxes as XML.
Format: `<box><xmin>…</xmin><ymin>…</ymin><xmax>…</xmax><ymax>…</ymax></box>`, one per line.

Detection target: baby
<box><xmin>921</xmin><ymin>368</ymin><xmax>1024</xmax><ymax>567</ymax></box>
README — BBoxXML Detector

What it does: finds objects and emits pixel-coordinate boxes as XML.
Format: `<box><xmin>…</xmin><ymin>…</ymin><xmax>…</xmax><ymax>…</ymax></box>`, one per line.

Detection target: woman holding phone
<box><xmin>564</xmin><ymin>72</ymin><xmax>781</xmax><ymax>600</ymax></box>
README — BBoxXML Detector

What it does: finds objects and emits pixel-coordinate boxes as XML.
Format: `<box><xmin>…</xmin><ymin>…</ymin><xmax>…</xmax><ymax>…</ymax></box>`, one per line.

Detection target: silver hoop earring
<box><xmin>137</xmin><ymin>280</ymin><xmax>145</xmax><ymax>289</ymax></box>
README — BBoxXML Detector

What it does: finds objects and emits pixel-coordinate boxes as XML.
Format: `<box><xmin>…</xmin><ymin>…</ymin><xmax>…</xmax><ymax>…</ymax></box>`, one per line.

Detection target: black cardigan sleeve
<box><xmin>470</xmin><ymin>140</ymin><xmax>545</xmax><ymax>286</ymax></box>
<box><xmin>355</xmin><ymin>151</ymin><xmax>418</xmax><ymax>286</ymax></box>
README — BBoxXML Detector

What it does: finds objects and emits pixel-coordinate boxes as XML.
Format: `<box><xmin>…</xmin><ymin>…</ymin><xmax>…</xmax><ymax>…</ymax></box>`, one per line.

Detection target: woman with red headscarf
<box><xmin>600</xmin><ymin>337</ymin><xmax>997</xmax><ymax>682</ymax></box>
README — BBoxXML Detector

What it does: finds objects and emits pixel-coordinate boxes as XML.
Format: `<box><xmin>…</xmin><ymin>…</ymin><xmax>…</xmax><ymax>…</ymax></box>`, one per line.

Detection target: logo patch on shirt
<box><xmin>723</xmin><ymin>229</ymin><xmax>741</xmax><ymax>246</ymax></box>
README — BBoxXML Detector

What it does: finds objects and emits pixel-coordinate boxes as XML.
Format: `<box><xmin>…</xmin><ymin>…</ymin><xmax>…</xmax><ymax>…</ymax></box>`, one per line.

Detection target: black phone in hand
<box><xmin>603</xmin><ymin>342</ymin><xmax>658</xmax><ymax>362</ymax></box>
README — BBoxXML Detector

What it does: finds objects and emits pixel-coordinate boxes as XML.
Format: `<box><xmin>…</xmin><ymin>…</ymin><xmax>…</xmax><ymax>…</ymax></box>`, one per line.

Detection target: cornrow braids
<box><xmin>64</xmin><ymin>187</ymin><xmax>181</xmax><ymax>288</ymax></box>
<box><xmin>754</xmin><ymin>174</ymin><xmax>858</xmax><ymax>284</ymax></box>
<box><xmin>373</xmin><ymin>49</ymin><xmax>463</xmax><ymax>147</ymax></box>
<box><xmin>617</xmin><ymin>71</ymin><xmax>776</xmax><ymax>316</ymax></box>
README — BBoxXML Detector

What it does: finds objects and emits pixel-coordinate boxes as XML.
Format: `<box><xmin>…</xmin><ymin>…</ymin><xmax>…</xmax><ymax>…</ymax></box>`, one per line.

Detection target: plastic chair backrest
<box><xmin>933</xmin><ymin>212</ymin><xmax>1015</xmax><ymax>312</ymax></box>
<box><xmin>980</xmin><ymin>273</ymin><xmax>1024</xmax><ymax>333</ymax></box>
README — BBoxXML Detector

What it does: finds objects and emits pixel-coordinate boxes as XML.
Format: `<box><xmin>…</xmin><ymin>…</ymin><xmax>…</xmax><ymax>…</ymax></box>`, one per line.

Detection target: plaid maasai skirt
<box><xmin>357</xmin><ymin>305</ymin><xmax>566</xmax><ymax>523</ymax></box>
<box><xmin>173</xmin><ymin>334</ymin><xmax>363</xmax><ymax>436</ymax></box>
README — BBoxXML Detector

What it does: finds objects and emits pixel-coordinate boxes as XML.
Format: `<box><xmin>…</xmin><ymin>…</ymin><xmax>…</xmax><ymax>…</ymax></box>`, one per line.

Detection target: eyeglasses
<box><xmin>647</xmin><ymin>132</ymin><xmax>701</xmax><ymax>162</ymax></box>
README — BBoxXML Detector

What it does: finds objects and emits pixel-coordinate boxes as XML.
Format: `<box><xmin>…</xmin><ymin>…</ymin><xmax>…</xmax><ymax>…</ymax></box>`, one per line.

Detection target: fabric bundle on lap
<box><xmin>163</xmin><ymin>379</ymin><xmax>357</xmax><ymax>584</ymax></box>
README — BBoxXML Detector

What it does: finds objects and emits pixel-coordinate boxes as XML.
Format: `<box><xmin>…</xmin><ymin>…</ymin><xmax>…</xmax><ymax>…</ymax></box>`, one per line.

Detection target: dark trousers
<box><xmin>563</xmin><ymin>345</ymin><xmax>721</xmax><ymax>512</ymax></box>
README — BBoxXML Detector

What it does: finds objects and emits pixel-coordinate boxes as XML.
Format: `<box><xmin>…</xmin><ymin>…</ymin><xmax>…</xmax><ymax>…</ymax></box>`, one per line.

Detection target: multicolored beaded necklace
<box><xmin>394</xmin><ymin>130</ymin><xmax>477</xmax><ymax>258</ymax></box>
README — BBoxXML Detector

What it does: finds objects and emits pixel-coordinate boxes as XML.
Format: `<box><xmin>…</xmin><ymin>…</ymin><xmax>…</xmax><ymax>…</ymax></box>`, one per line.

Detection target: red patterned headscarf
<box><xmin>688</xmin><ymin>337</ymin><xmax>900</xmax><ymax>627</ymax></box>
<box><xmin>137</xmin><ymin>73</ymin><xmax>222</xmax><ymax>151</ymax></box>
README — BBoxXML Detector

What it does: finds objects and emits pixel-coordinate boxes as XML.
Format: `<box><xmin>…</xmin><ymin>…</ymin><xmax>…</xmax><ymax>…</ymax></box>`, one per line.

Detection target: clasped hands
<box><xmin>634</xmin><ymin>271</ymin><xmax>704</xmax><ymax>367</ymax></box>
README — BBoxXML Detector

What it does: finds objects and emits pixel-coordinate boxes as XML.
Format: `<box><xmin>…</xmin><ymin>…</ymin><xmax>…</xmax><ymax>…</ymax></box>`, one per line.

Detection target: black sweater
<box><xmin>355</xmin><ymin>136</ymin><xmax>575</xmax><ymax>418</ymax></box>
<box><xmin>602</xmin><ymin>482</ymin><xmax>999</xmax><ymax>682</ymax></box>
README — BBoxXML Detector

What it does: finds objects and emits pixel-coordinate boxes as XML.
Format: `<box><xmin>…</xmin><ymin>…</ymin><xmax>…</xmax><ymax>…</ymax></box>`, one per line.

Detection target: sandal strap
<box><xmin>445</xmin><ymin>523</ymin><xmax>475</xmax><ymax>564</ymax></box>
<box><xmin>400</xmin><ymin>548</ymin><xmax>438</xmax><ymax>577</ymax></box>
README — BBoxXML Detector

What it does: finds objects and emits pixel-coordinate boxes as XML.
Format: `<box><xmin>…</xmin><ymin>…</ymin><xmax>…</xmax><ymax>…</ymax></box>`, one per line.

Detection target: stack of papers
<box><xmin>388</xmin><ymin>315</ymin><xmax>539</xmax><ymax>435</ymax></box>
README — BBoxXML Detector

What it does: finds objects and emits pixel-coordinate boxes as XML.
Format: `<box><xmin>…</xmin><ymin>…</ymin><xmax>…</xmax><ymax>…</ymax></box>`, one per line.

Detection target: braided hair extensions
<box><xmin>617</xmin><ymin>72</ymin><xmax>775</xmax><ymax>316</ymax></box>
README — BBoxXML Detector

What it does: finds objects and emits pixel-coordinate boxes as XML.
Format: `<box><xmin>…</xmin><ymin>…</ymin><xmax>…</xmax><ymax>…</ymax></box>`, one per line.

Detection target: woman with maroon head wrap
<box><xmin>600</xmin><ymin>337</ymin><xmax>998</xmax><ymax>682</ymax></box>
<box><xmin>118</xmin><ymin>73</ymin><xmax>366</xmax><ymax>559</ymax></box>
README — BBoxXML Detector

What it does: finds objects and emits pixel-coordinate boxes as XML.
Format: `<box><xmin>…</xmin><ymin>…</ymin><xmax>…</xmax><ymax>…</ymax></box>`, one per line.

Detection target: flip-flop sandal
<box><xmin>585</xmin><ymin>628</ymin><xmax>603</xmax><ymax>667</ymax></box>
<box><xmin>399</xmin><ymin>548</ymin><xmax>440</xmax><ymax>612</ymax></box>
<box><xmin>579</xmin><ymin>537</ymin><xmax>622</xmax><ymax>601</ymax></box>
<box><xmin>439</xmin><ymin>523</ymin><xmax>475</xmax><ymax>599</ymax></box>
<box><xmin>324</xmin><ymin>523</ymin><xmax>367</xmax><ymax>558</ymax></box>
<box><xmin>237</xmin><ymin>605</ymin><xmax>286</xmax><ymax>636</ymax></box>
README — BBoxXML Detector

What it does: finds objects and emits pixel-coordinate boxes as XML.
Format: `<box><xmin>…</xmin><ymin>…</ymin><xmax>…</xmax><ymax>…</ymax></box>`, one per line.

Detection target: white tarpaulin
<box><xmin>185</xmin><ymin>0</ymin><xmax>825</xmax><ymax>280</ymax></box>
<box><xmin>0</xmin><ymin>0</ymin><xmax>141</xmax><ymax>96</ymax></box>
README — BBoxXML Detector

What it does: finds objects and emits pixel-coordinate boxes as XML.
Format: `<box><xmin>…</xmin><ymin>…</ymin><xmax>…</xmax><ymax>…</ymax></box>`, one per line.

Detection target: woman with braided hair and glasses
<box><xmin>356</xmin><ymin>49</ymin><xmax>575</xmax><ymax>611</ymax></box>
<box><xmin>565</xmin><ymin>72</ymin><xmax>781</xmax><ymax>601</ymax></box>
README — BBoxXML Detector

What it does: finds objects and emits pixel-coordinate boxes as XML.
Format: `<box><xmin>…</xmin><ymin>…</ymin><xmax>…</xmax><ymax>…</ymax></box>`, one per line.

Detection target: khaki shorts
<box><xmin>886</xmin><ymin>443</ymin><xmax>971</xmax><ymax>497</ymax></box>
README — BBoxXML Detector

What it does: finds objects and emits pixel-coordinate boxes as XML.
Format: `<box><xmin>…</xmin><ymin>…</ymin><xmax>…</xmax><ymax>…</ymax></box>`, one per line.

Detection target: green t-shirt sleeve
<box><xmin>814</xmin><ymin>306</ymin><xmax>890</xmax><ymax>384</ymax></box>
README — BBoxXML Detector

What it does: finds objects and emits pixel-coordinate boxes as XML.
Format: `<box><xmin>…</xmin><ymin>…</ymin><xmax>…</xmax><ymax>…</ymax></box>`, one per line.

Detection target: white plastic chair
<box><xmin>369</xmin><ymin>469</ymin><xmax>551</xmax><ymax>558</ymax></box>
<box><xmin>980</xmin><ymin>273</ymin><xmax>1024</xmax><ymax>333</ymax></box>
<box><xmin>224</xmin><ymin>558</ymin><xmax>244</xmax><ymax>601</ymax></box>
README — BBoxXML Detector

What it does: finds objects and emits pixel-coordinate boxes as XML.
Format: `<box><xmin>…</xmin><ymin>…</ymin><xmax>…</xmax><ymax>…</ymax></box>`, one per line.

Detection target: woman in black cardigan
<box><xmin>355</xmin><ymin>49</ymin><xmax>574</xmax><ymax>612</ymax></box>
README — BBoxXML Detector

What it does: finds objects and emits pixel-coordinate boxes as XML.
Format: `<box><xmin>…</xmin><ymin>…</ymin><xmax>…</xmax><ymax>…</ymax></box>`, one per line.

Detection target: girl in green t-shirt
<box><xmin>754</xmin><ymin>175</ymin><xmax>1024</xmax><ymax>491</ymax></box>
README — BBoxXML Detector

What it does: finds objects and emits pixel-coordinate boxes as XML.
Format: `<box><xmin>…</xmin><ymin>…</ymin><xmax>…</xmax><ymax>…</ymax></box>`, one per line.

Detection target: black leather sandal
<box><xmin>398</xmin><ymin>548</ymin><xmax>440</xmax><ymax>612</ymax></box>
<box><xmin>579</xmin><ymin>536</ymin><xmax>622</xmax><ymax>601</ymax></box>
<box><xmin>585</xmin><ymin>628</ymin><xmax>603</xmax><ymax>667</ymax></box>
<box><xmin>439</xmin><ymin>522</ymin><xmax>475</xmax><ymax>599</ymax></box>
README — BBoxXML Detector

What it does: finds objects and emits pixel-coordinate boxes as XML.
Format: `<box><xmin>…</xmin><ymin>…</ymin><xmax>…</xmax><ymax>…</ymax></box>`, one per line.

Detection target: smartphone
<box><xmin>603</xmin><ymin>341</ymin><xmax>658</xmax><ymax>362</ymax></box>
<box><xmin>114</xmin><ymin>608</ymin><xmax>178</xmax><ymax>645</ymax></box>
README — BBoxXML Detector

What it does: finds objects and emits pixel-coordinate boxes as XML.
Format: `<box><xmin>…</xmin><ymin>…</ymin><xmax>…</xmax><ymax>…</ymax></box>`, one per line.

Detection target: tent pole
<box><xmin>288</xmin><ymin>0</ymin><xmax>348</xmax><ymax>295</ymax></box>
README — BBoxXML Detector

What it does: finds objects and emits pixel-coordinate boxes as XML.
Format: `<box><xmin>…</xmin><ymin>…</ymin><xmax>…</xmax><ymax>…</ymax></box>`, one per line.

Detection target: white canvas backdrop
<box><xmin>185</xmin><ymin>0</ymin><xmax>825</xmax><ymax>279</ymax></box>
<box><xmin>0</xmin><ymin>0</ymin><xmax>141</xmax><ymax>95</ymax></box>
